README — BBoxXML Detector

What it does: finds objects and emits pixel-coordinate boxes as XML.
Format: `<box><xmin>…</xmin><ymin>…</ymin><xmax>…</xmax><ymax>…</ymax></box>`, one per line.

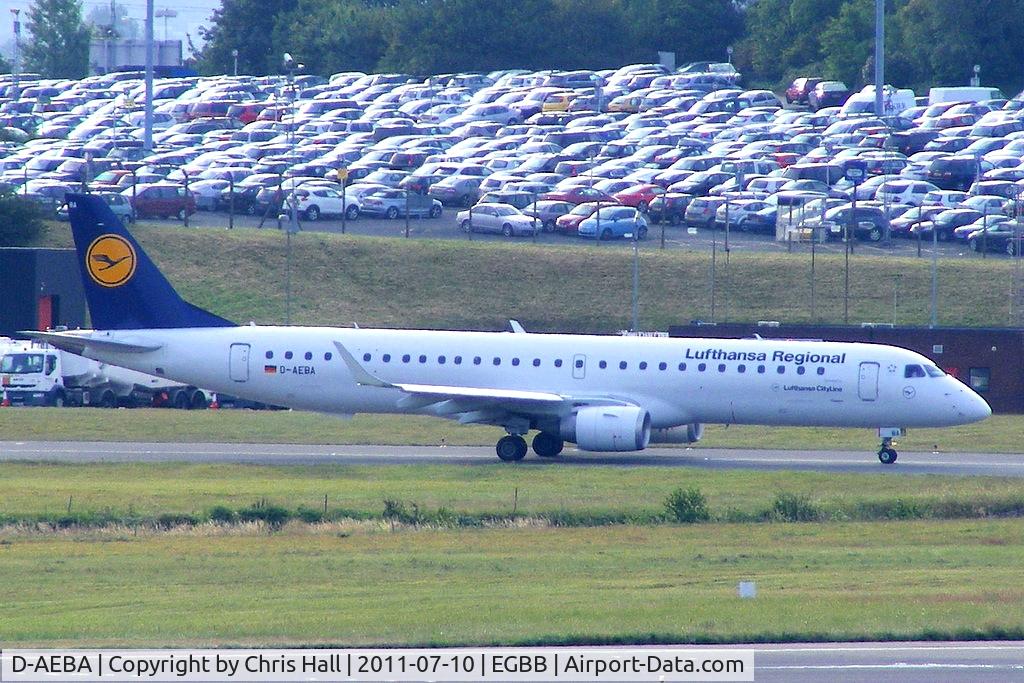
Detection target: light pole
<box><xmin>155</xmin><ymin>8</ymin><xmax>176</xmax><ymax>41</ymax></box>
<box><xmin>231</xmin><ymin>49</ymin><xmax>239</xmax><ymax>77</ymax></box>
<box><xmin>283</xmin><ymin>52</ymin><xmax>302</xmax><ymax>325</ymax></box>
<box><xmin>631</xmin><ymin>228</ymin><xmax>640</xmax><ymax>332</ymax></box>
<box><xmin>10</xmin><ymin>9</ymin><xmax>20</xmax><ymax>101</ymax></box>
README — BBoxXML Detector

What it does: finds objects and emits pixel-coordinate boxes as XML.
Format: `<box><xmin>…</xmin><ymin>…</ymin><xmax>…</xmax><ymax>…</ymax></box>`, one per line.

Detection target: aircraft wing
<box><xmin>332</xmin><ymin>340</ymin><xmax>631</xmax><ymax>421</ymax></box>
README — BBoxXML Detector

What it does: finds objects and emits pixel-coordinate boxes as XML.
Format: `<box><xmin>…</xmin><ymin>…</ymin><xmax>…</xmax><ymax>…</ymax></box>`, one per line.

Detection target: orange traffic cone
<box><xmin>1</xmin><ymin>389</ymin><xmax>10</xmax><ymax>407</ymax></box>
<box><xmin>209</xmin><ymin>393</ymin><xmax>220</xmax><ymax>410</ymax></box>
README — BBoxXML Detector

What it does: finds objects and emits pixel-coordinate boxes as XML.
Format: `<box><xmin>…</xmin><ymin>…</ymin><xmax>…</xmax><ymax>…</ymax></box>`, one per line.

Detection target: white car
<box><xmin>874</xmin><ymin>180</ymin><xmax>939</xmax><ymax>206</ymax></box>
<box><xmin>456</xmin><ymin>203</ymin><xmax>540</xmax><ymax>236</ymax></box>
<box><xmin>188</xmin><ymin>178</ymin><xmax>231</xmax><ymax>210</ymax></box>
<box><xmin>715</xmin><ymin>198</ymin><xmax>771</xmax><ymax>228</ymax></box>
<box><xmin>922</xmin><ymin>189</ymin><xmax>968</xmax><ymax>207</ymax></box>
<box><xmin>290</xmin><ymin>185</ymin><xmax>349</xmax><ymax>221</ymax></box>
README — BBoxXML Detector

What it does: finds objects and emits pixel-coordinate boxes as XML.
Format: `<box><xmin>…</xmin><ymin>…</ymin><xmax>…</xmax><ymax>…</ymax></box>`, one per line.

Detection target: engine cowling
<box><xmin>560</xmin><ymin>406</ymin><xmax>651</xmax><ymax>452</ymax></box>
<box><xmin>649</xmin><ymin>423</ymin><xmax>704</xmax><ymax>444</ymax></box>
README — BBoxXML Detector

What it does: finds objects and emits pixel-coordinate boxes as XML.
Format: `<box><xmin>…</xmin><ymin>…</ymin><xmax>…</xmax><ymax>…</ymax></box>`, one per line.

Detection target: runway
<box><xmin>747</xmin><ymin>641</ymin><xmax>1024</xmax><ymax>682</ymax></box>
<box><xmin>2</xmin><ymin>441</ymin><xmax>1023</xmax><ymax>475</ymax></box>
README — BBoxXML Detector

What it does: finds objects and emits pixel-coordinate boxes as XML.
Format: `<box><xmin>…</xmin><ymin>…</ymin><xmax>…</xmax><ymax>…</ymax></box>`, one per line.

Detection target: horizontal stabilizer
<box><xmin>23</xmin><ymin>330</ymin><xmax>163</xmax><ymax>355</ymax></box>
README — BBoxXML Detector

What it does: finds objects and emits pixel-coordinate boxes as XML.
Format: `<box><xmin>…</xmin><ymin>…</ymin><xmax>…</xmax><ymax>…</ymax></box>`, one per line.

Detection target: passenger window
<box><xmin>473</xmin><ymin>357</ymin><xmax>481</xmax><ymax>365</ymax></box>
<box><xmin>382</xmin><ymin>354</ymin><xmax>390</xmax><ymax>362</ymax></box>
<box><xmin>324</xmin><ymin>353</ymin><xmax>333</xmax><ymax>361</ymax></box>
<box><xmin>904</xmin><ymin>364</ymin><xmax>926</xmax><ymax>378</ymax></box>
<box><xmin>738</xmin><ymin>364</ymin><xmax>746</xmax><ymax>373</ymax></box>
<box><xmin>797</xmin><ymin>366</ymin><xmax>805</xmax><ymax>375</ymax></box>
<box><xmin>454</xmin><ymin>356</ymin><xmax>462</xmax><ymax>365</ymax></box>
<box><xmin>816</xmin><ymin>367</ymin><xmax>824</xmax><ymax>375</ymax></box>
<box><xmin>513</xmin><ymin>358</ymin><xmax>520</xmax><ymax>366</ymax></box>
<box><xmin>305</xmin><ymin>352</ymin><xmax>313</xmax><ymax>361</ymax></box>
<box><xmin>419</xmin><ymin>355</ymin><xmax>427</xmax><ymax>363</ymax></box>
<box><xmin>438</xmin><ymin>356</ymin><xmax>446</xmax><ymax>364</ymax></box>
<box><xmin>402</xmin><ymin>354</ymin><xmax>411</xmax><ymax>363</ymax></box>
<box><xmin>777</xmin><ymin>365</ymin><xmax>785</xmax><ymax>374</ymax></box>
<box><xmin>619</xmin><ymin>361</ymin><xmax>627</xmax><ymax>370</ymax></box>
<box><xmin>554</xmin><ymin>359</ymin><xmax>563</xmax><ymax>368</ymax></box>
<box><xmin>533</xmin><ymin>358</ymin><xmax>541</xmax><ymax>367</ymax></box>
<box><xmin>659</xmin><ymin>362</ymin><xmax>667</xmax><ymax>371</ymax></box>
<box><xmin>574</xmin><ymin>359</ymin><xmax>583</xmax><ymax>369</ymax></box>
<box><xmin>718</xmin><ymin>364</ymin><xmax>726</xmax><ymax>373</ymax></box>
<box><xmin>697</xmin><ymin>363</ymin><xmax>706</xmax><ymax>372</ymax></box>
<box><xmin>599</xmin><ymin>360</ymin><xmax>607</xmax><ymax>369</ymax></box>
<box><xmin>265</xmin><ymin>351</ymin><xmax>273</xmax><ymax>359</ymax></box>
<box><xmin>285</xmin><ymin>351</ymin><xmax>293</xmax><ymax>360</ymax></box>
<box><xmin>757</xmin><ymin>365</ymin><xmax>765</xmax><ymax>374</ymax></box>
<box><xmin>678</xmin><ymin>362</ymin><xmax>686</xmax><ymax>371</ymax></box>
<box><xmin>639</xmin><ymin>361</ymin><xmax>647</xmax><ymax>370</ymax></box>
<box><xmin>493</xmin><ymin>357</ymin><xmax>501</xmax><ymax>366</ymax></box>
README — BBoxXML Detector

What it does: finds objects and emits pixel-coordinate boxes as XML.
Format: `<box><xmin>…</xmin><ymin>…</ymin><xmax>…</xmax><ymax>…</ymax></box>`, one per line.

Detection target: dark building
<box><xmin>669</xmin><ymin>322</ymin><xmax>1024</xmax><ymax>414</ymax></box>
<box><xmin>0</xmin><ymin>248</ymin><xmax>86</xmax><ymax>337</ymax></box>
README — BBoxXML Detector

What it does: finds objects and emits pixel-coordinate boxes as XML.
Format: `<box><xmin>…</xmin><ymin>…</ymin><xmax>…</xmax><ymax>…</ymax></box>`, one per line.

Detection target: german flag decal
<box><xmin>264</xmin><ymin>365</ymin><xmax>277</xmax><ymax>374</ymax></box>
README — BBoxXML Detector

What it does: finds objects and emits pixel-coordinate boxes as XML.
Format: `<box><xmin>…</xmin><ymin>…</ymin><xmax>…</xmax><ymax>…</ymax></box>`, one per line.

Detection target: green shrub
<box><xmin>209</xmin><ymin>505</ymin><xmax>237</xmax><ymax>523</ymax></box>
<box><xmin>296</xmin><ymin>506</ymin><xmax>324</xmax><ymax>523</ymax></box>
<box><xmin>0</xmin><ymin>193</ymin><xmax>44</xmax><ymax>246</ymax></box>
<box><xmin>664</xmin><ymin>487</ymin><xmax>710</xmax><ymax>523</ymax></box>
<box><xmin>155</xmin><ymin>513</ymin><xmax>198</xmax><ymax>528</ymax></box>
<box><xmin>770</xmin><ymin>492</ymin><xmax>821</xmax><ymax>522</ymax></box>
<box><xmin>238</xmin><ymin>504</ymin><xmax>291</xmax><ymax>528</ymax></box>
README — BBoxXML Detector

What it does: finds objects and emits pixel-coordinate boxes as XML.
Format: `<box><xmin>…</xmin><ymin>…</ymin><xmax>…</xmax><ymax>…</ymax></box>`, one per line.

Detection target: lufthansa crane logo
<box><xmin>86</xmin><ymin>234</ymin><xmax>137</xmax><ymax>287</ymax></box>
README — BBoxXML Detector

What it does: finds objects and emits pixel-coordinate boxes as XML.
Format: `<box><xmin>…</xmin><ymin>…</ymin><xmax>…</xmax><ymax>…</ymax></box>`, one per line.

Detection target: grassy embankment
<box><xmin>29</xmin><ymin>221</ymin><xmax>1024</xmax><ymax>331</ymax></box>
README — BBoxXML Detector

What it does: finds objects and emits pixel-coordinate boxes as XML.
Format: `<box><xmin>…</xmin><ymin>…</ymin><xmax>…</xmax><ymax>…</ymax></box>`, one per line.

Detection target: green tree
<box><xmin>23</xmin><ymin>0</ymin><xmax>90</xmax><ymax>79</ymax></box>
<box><xmin>0</xmin><ymin>193</ymin><xmax>44</xmax><ymax>246</ymax></box>
<box><xmin>895</xmin><ymin>0</ymin><xmax>1024</xmax><ymax>95</ymax></box>
<box><xmin>197</xmin><ymin>0</ymin><xmax>298</xmax><ymax>76</ymax></box>
<box><xmin>272</xmin><ymin>0</ymin><xmax>388</xmax><ymax>76</ymax></box>
<box><xmin>626</xmin><ymin>0</ymin><xmax>743</xmax><ymax>68</ymax></box>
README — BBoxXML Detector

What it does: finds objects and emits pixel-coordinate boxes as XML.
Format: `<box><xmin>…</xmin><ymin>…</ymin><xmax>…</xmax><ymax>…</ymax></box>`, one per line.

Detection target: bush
<box><xmin>770</xmin><ymin>492</ymin><xmax>821</xmax><ymax>522</ymax></box>
<box><xmin>296</xmin><ymin>506</ymin><xmax>324</xmax><ymax>523</ymax></box>
<box><xmin>664</xmin><ymin>487</ymin><xmax>710</xmax><ymax>523</ymax></box>
<box><xmin>209</xmin><ymin>505</ymin><xmax>237</xmax><ymax>524</ymax></box>
<box><xmin>0</xmin><ymin>193</ymin><xmax>44</xmax><ymax>246</ymax></box>
<box><xmin>155</xmin><ymin>513</ymin><xmax>198</xmax><ymax>529</ymax></box>
<box><xmin>238</xmin><ymin>503</ymin><xmax>291</xmax><ymax>528</ymax></box>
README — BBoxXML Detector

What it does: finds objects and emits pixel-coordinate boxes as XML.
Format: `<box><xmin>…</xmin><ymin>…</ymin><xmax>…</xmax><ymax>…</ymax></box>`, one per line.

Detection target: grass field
<box><xmin>1</xmin><ymin>408</ymin><xmax>1022</xmax><ymax>453</ymax></box>
<box><xmin>3</xmin><ymin>460</ymin><xmax>1024</xmax><ymax>525</ymax></box>
<box><xmin>28</xmin><ymin>221</ymin><xmax>1024</xmax><ymax>332</ymax></box>
<box><xmin>3</xmin><ymin>521</ymin><xmax>1023</xmax><ymax>647</ymax></box>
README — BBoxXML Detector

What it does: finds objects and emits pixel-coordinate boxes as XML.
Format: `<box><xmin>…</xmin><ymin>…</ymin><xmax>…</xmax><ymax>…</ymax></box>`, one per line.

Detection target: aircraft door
<box><xmin>858</xmin><ymin>361</ymin><xmax>879</xmax><ymax>401</ymax></box>
<box><xmin>229</xmin><ymin>343</ymin><xmax>250</xmax><ymax>382</ymax></box>
<box><xmin>572</xmin><ymin>354</ymin><xmax>586</xmax><ymax>380</ymax></box>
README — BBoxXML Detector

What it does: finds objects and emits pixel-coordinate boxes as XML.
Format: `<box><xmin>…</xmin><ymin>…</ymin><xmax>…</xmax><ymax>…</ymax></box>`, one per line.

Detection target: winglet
<box><xmin>509</xmin><ymin>319</ymin><xmax>527</xmax><ymax>334</ymax></box>
<box><xmin>332</xmin><ymin>341</ymin><xmax>394</xmax><ymax>388</ymax></box>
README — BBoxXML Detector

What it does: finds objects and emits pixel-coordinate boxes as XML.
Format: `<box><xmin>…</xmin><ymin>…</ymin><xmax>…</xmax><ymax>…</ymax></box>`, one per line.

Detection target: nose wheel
<box><xmin>878</xmin><ymin>437</ymin><xmax>898</xmax><ymax>464</ymax></box>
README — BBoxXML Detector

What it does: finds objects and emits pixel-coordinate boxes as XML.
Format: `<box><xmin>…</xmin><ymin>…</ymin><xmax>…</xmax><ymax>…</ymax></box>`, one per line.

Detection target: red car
<box><xmin>553</xmin><ymin>201</ymin><xmax>605</xmax><ymax>234</ymax></box>
<box><xmin>785</xmin><ymin>77</ymin><xmax>823</xmax><ymax>105</ymax></box>
<box><xmin>613</xmin><ymin>183</ymin><xmax>665</xmax><ymax>212</ymax></box>
<box><xmin>541</xmin><ymin>186</ymin><xmax>618</xmax><ymax>205</ymax></box>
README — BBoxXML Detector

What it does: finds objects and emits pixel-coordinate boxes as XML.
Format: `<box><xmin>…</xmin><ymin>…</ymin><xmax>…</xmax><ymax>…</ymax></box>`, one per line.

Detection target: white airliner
<box><xmin>30</xmin><ymin>194</ymin><xmax>991</xmax><ymax>464</ymax></box>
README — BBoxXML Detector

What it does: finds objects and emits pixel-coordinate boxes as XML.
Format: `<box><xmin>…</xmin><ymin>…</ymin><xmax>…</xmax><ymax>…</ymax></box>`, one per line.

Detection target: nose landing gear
<box><xmin>878</xmin><ymin>436</ymin><xmax>898</xmax><ymax>464</ymax></box>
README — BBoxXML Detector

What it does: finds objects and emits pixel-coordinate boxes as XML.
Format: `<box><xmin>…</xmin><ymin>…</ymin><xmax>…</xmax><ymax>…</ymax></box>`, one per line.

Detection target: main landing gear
<box><xmin>878</xmin><ymin>437</ymin><xmax>898</xmax><ymax>465</ymax></box>
<box><xmin>494</xmin><ymin>431</ymin><xmax>565</xmax><ymax>461</ymax></box>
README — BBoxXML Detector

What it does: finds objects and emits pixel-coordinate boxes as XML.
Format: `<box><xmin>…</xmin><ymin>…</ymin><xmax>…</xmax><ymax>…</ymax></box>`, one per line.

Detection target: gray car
<box><xmin>521</xmin><ymin>199</ymin><xmax>574</xmax><ymax>232</ymax></box>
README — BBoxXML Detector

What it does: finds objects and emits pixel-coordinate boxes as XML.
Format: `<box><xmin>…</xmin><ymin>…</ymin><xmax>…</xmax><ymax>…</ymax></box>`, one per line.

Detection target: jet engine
<box><xmin>649</xmin><ymin>423</ymin><xmax>704</xmax><ymax>444</ymax></box>
<box><xmin>561</xmin><ymin>406</ymin><xmax>651</xmax><ymax>451</ymax></box>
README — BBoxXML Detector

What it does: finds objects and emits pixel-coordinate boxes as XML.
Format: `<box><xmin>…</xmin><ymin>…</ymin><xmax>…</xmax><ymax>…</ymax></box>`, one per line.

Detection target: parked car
<box><xmin>613</xmin><ymin>183</ymin><xmax>665</xmax><ymax>212</ymax></box>
<box><xmin>122</xmin><ymin>183</ymin><xmax>195</xmax><ymax>219</ymax></box>
<box><xmin>967</xmin><ymin>220</ymin><xmax>1024</xmax><ymax>254</ymax></box>
<box><xmin>911</xmin><ymin>208</ymin><xmax>984</xmax><ymax>241</ymax></box>
<box><xmin>291</xmin><ymin>185</ymin><xmax>348</xmax><ymax>221</ymax></box>
<box><xmin>541</xmin><ymin>186</ymin><xmax>618</xmax><ymax>205</ymax></box>
<box><xmin>456</xmin><ymin>203</ymin><xmax>540</xmax><ymax>236</ymax></box>
<box><xmin>926</xmin><ymin>157</ymin><xmax>983</xmax><ymax>191</ymax></box>
<box><xmin>646</xmin><ymin>192</ymin><xmax>693</xmax><ymax>225</ymax></box>
<box><xmin>56</xmin><ymin>191</ymin><xmax>133</xmax><ymax>224</ymax></box>
<box><xmin>358</xmin><ymin>188</ymin><xmax>443</xmax><ymax>218</ymax></box>
<box><xmin>684</xmin><ymin>196</ymin><xmax>727</xmax><ymax>228</ymax></box>
<box><xmin>521</xmin><ymin>199</ymin><xmax>574</xmax><ymax>231</ymax></box>
<box><xmin>577</xmin><ymin>205</ymin><xmax>648</xmax><ymax>240</ymax></box>
<box><xmin>476</xmin><ymin>190</ymin><xmax>536</xmax><ymax>211</ymax></box>
<box><xmin>808</xmin><ymin>81</ymin><xmax>850</xmax><ymax>111</ymax></box>
<box><xmin>786</xmin><ymin>78</ymin><xmax>823</xmax><ymax>105</ymax></box>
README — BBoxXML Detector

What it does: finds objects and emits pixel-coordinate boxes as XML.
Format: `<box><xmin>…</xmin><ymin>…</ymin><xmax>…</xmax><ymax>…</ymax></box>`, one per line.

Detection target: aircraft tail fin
<box><xmin>67</xmin><ymin>193</ymin><xmax>235</xmax><ymax>330</ymax></box>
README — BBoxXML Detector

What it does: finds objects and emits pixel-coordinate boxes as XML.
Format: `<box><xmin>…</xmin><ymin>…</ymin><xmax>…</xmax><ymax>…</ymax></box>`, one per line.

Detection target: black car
<box><xmin>808</xmin><ymin>81</ymin><xmax>850</xmax><ymax>111</ymax></box>
<box><xmin>740</xmin><ymin>205</ymin><xmax>778</xmax><ymax>235</ymax></box>
<box><xmin>911</xmin><ymin>208</ymin><xmax>983</xmax><ymax>242</ymax></box>
<box><xmin>885</xmin><ymin>130</ymin><xmax>942</xmax><ymax>156</ymax></box>
<box><xmin>967</xmin><ymin>221</ymin><xmax>1024</xmax><ymax>255</ymax></box>
<box><xmin>813</xmin><ymin>205</ymin><xmax>890</xmax><ymax>242</ymax></box>
<box><xmin>646</xmin><ymin>193</ymin><xmax>693</xmax><ymax>225</ymax></box>
<box><xmin>926</xmin><ymin>157</ymin><xmax>982</xmax><ymax>191</ymax></box>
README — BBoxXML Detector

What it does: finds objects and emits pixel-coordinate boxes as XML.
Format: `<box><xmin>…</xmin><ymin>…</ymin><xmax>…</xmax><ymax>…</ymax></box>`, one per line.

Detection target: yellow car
<box><xmin>542</xmin><ymin>92</ymin><xmax>576</xmax><ymax>112</ymax></box>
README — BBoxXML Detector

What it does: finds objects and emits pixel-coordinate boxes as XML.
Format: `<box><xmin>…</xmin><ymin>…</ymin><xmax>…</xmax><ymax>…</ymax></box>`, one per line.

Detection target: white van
<box><xmin>928</xmin><ymin>86</ymin><xmax>1004</xmax><ymax>105</ymax></box>
<box><xmin>840</xmin><ymin>85</ymin><xmax>916</xmax><ymax>117</ymax></box>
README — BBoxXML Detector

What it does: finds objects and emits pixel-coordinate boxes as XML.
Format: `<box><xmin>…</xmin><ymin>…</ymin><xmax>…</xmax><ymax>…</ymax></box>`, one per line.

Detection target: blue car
<box><xmin>577</xmin><ymin>205</ymin><xmax>648</xmax><ymax>240</ymax></box>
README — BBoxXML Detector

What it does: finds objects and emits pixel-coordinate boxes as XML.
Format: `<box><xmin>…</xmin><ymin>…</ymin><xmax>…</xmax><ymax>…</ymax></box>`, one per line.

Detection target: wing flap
<box><xmin>23</xmin><ymin>330</ymin><xmax>163</xmax><ymax>354</ymax></box>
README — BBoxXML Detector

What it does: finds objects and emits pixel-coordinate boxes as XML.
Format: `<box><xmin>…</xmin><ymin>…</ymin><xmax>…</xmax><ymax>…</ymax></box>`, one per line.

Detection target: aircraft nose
<box><xmin>960</xmin><ymin>390</ymin><xmax>992</xmax><ymax>423</ymax></box>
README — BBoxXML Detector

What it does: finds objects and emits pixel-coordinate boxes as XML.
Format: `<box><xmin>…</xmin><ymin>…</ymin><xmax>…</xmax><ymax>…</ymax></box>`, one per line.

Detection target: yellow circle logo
<box><xmin>86</xmin><ymin>235</ymin><xmax>137</xmax><ymax>288</ymax></box>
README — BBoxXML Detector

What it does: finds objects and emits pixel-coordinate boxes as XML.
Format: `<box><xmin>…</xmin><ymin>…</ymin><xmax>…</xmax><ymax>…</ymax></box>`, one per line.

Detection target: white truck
<box><xmin>0</xmin><ymin>342</ymin><xmax>211</xmax><ymax>408</ymax></box>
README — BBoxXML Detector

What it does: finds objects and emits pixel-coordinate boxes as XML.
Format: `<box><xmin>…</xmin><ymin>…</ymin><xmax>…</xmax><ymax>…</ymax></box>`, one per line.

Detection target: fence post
<box><xmin>228</xmin><ymin>175</ymin><xmax>234</xmax><ymax>230</ymax></box>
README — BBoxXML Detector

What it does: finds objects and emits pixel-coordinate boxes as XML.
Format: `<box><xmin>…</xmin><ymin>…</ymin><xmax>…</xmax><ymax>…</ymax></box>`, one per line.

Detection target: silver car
<box><xmin>456</xmin><ymin>203</ymin><xmax>540</xmax><ymax>237</ymax></box>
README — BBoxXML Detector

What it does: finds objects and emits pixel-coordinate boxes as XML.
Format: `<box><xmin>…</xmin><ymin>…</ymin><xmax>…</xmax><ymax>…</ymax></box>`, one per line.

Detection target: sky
<box><xmin>1</xmin><ymin>0</ymin><xmax>221</xmax><ymax>58</ymax></box>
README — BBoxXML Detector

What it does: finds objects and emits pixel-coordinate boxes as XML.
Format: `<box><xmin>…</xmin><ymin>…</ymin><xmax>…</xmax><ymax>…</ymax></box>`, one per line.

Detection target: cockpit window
<box><xmin>904</xmin><ymin>364</ymin><xmax>926</xmax><ymax>378</ymax></box>
<box><xmin>924</xmin><ymin>364</ymin><xmax>945</xmax><ymax>377</ymax></box>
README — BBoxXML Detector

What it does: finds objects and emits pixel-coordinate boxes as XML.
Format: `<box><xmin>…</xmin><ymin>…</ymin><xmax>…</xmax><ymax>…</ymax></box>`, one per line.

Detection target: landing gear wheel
<box><xmin>532</xmin><ymin>432</ymin><xmax>564</xmax><ymax>458</ymax></box>
<box><xmin>878</xmin><ymin>447</ymin><xmax>897</xmax><ymax>464</ymax></box>
<box><xmin>496</xmin><ymin>435</ymin><xmax>528</xmax><ymax>462</ymax></box>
